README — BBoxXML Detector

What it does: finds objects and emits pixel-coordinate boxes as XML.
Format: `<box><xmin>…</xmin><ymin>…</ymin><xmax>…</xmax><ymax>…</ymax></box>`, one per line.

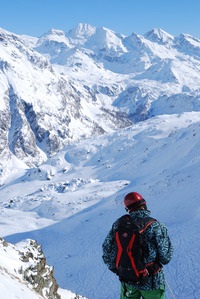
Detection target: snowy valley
<box><xmin>0</xmin><ymin>23</ymin><xmax>200</xmax><ymax>298</ymax></box>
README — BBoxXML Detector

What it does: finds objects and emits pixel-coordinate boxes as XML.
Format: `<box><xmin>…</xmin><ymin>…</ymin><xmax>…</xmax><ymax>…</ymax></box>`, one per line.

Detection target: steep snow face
<box><xmin>0</xmin><ymin>269</ymin><xmax>44</xmax><ymax>299</ymax></box>
<box><xmin>66</xmin><ymin>23</ymin><xmax>96</xmax><ymax>44</ymax></box>
<box><xmin>84</xmin><ymin>26</ymin><xmax>127</xmax><ymax>53</ymax></box>
<box><xmin>144</xmin><ymin>28</ymin><xmax>174</xmax><ymax>44</ymax></box>
<box><xmin>175</xmin><ymin>33</ymin><xmax>200</xmax><ymax>57</ymax></box>
<box><xmin>35</xmin><ymin>29</ymin><xmax>71</xmax><ymax>60</ymax></box>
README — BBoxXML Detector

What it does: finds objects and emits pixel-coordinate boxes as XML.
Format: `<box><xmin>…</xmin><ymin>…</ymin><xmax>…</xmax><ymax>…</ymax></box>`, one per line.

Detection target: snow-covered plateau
<box><xmin>0</xmin><ymin>23</ymin><xmax>200</xmax><ymax>298</ymax></box>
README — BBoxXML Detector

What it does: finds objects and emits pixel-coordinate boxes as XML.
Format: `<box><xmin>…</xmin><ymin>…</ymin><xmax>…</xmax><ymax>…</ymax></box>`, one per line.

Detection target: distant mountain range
<box><xmin>1</xmin><ymin>23</ymin><xmax>200</xmax><ymax>170</ymax></box>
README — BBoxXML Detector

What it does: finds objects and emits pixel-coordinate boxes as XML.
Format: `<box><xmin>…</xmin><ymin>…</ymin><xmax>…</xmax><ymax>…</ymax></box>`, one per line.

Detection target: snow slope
<box><xmin>0</xmin><ymin>111</ymin><xmax>200</xmax><ymax>298</ymax></box>
<box><xmin>1</xmin><ymin>23</ymin><xmax>200</xmax><ymax>299</ymax></box>
<box><xmin>0</xmin><ymin>237</ymin><xmax>85</xmax><ymax>299</ymax></box>
<box><xmin>0</xmin><ymin>269</ymin><xmax>44</xmax><ymax>299</ymax></box>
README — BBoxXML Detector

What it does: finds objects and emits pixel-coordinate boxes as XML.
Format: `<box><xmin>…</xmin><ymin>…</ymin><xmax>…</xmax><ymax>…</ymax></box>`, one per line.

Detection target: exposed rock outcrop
<box><xmin>0</xmin><ymin>237</ymin><xmax>61</xmax><ymax>299</ymax></box>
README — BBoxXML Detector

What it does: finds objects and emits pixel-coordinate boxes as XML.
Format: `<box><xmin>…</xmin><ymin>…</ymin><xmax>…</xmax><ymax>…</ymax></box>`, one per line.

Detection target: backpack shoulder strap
<box><xmin>117</xmin><ymin>215</ymin><xmax>156</xmax><ymax>232</ymax></box>
<box><xmin>137</xmin><ymin>217</ymin><xmax>157</xmax><ymax>233</ymax></box>
<box><xmin>119</xmin><ymin>214</ymin><xmax>131</xmax><ymax>221</ymax></box>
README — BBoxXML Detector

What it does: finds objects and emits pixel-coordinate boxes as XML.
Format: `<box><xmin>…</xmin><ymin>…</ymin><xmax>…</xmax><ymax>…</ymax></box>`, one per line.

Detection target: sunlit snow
<box><xmin>0</xmin><ymin>112</ymin><xmax>200</xmax><ymax>298</ymax></box>
<box><xmin>1</xmin><ymin>23</ymin><xmax>200</xmax><ymax>299</ymax></box>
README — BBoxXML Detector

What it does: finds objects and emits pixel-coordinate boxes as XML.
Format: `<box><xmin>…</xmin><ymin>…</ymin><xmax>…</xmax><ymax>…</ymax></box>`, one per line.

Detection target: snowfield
<box><xmin>1</xmin><ymin>22</ymin><xmax>200</xmax><ymax>298</ymax></box>
<box><xmin>0</xmin><ymin>112</ymin><xmax>200</xmax><ymax>298</ymax></box>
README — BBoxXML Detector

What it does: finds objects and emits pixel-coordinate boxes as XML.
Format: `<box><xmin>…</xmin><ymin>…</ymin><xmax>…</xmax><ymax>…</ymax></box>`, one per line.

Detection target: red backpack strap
<box><xmin>139</xmin><ymin>218</ymin><xmax>156</xmax><ymax>233</ymax></box>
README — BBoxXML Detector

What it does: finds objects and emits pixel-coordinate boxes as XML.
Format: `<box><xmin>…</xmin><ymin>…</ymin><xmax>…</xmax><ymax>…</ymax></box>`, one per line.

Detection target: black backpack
<box><xmin>115</xmin><ymin>214</ymin><xmax>160</xmax><ymax>284</ymax></box>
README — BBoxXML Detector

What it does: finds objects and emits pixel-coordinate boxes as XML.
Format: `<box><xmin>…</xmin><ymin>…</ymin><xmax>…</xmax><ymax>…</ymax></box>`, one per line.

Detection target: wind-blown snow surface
<box><xmin>0</xmin><ymin>112</ymin><xmax>200</xmax><ymax>298</ymax></box>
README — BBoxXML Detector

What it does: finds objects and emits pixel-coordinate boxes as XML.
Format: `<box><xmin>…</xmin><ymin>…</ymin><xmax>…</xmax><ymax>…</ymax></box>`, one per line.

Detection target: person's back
<box><xmin>102</xmin><ymin>192</ymin><xmax>173</xmax><ymax>299</ymax></box>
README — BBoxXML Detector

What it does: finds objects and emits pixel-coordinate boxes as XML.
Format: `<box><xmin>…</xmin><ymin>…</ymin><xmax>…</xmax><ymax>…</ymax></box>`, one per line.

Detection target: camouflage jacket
<box><xmin>102</xmin><ymin>209</ymin><xmax>173</xmax><ymax>290</ymax></box>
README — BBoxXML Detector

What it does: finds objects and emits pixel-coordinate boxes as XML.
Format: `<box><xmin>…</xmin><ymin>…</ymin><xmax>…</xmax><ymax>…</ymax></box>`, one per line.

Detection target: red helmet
<box><xmin>123</xmin><ymin>192</ymin><xmax>146</xmax><ymax>212</ymax></box>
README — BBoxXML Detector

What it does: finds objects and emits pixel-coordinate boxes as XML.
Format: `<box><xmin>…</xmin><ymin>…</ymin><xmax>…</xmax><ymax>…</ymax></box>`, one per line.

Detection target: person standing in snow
<box><xmin>102</xmin><ymin>192</ymin><xmax>173</xmax><ymax>299</ymax></box>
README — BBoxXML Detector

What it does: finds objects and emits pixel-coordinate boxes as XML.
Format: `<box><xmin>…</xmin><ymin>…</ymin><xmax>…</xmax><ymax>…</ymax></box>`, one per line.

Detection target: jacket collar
<box><xmin>129</xmin><ymin>209</ymin><xmax>151</xmax><ymax>219</ymax></box>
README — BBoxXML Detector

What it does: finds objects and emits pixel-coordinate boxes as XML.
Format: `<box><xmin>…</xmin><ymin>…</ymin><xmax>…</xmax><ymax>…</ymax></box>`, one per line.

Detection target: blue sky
<box><xmin>0</xmin><ymin>0</ymin><xmax>200</xmax><ymax>38</ymax></box>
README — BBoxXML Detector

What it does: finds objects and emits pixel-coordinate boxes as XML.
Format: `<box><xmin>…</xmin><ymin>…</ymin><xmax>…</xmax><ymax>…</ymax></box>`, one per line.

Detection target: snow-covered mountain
<box><xmin>1</xmin><ymin>23</ymin><xmax>200</xmax><ymax>174</ymax></box>
<box><xmin>1</xmin><ymin>23</ymin><xmax>200</xmax><ymax>299</ymax></box>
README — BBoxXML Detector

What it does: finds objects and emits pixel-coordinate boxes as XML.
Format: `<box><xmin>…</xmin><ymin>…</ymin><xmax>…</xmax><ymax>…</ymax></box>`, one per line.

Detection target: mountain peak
<box><xmin>176</xmin><ymin>33</ymin><xmax>200</xmax><ymax>56</ymax></box>
<box><xmin>144</xmin><ymin>28</ymin><xmax>174</xmax><ymax>44</ymax></box>
<box><xmin>66</xmin><ymin>23</ymin><xmax>96</xmax><ymax>40</ymax></box>
<box><xmin>178</xmin><ymin>32</ymin><xmax>200</xmax><ymax>45</ymax></box>
<box><xmin>84</xmin><ymin>25</ymin><xmax>126</xmax><ymax>53</ymax></box>
<box><xmin>46</xmin><ymin>28</ymin><xmax>65</xmax><ymax>36</ymax></box>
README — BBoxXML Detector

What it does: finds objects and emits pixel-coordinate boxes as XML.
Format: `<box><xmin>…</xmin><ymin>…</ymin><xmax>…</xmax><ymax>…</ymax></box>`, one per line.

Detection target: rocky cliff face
<box><xmin>0</xmin><ymin>237</ymin><xmax>61</xmax><ymax>299</ymax></box>
<box><xmin>19</xmin><ymin>239</ymin><xmax>60</xmax><ymax>299</ymax></box>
